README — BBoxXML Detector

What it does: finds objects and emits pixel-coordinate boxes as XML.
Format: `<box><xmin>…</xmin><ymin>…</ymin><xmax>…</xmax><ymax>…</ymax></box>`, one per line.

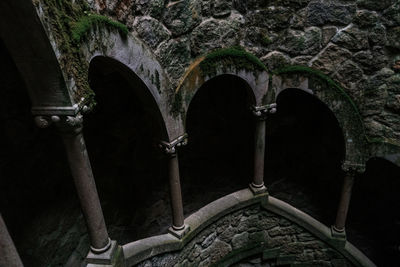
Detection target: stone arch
<box><xmin>0</xmin><ymin>0</ymin><xmax>74</xmax><ymax>114</ymax></box>
<box><xmin>80</xmin><ymin>29</ymin><xmax>181</xmax><ymax>141</ymax></box>
<box><xmin>175</xmin><ymin>48</ymin><xmax>270</xmax><ymax>128</ymax></box>
<box><xmin>271</xmin><ymin>66</ymin><xmax>367</xmax><ymax>166</ymax></box>
<box><xmin>88</xmin><ymin>56</ymin><xmax>169</xmax><ymax>140</ymax></box>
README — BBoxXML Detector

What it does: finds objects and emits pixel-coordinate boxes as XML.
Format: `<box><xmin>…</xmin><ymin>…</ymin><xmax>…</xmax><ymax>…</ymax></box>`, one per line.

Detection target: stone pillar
<box><xmin>34</xmin><ymin>115</ymin><xmax>112</xmax><ymax>254</ymax></box>
<box><xmin>332</xmin><ymin>162</ymin><xmax>365</xmax><ymax>238</ymax></box>
<box><xmin>249</xmin><ymin>103</ymin><xmax>276</xmax><ymax>194</ymax></box>
<box><xmin>160</xmin><ymin>134</ymin><xmax>189</xmax><ymax>238</ymax></box>
<box><xmin>0</xmin><ymin>214</ymin><xmax>24</xmax><ymax>267</ymax></box>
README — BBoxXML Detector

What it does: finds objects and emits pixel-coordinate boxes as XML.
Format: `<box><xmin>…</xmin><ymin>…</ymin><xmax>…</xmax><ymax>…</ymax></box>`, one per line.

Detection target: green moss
<box><xmin>35</xmin><ymin>0</ymin><xmax>97</xmax><ymax>108</ymax></box>
<box><xmin>273</xmin><ymin>65</ymin><xmax>368</xmax><ymax>143</ymax></box>
<box><xmin>199</xmin><ymin>46</ymin><xmax>268</xmax><ymax>77</ymax></box>
<box><xmin>71</xmin><ymin>13</ymin><xmax>128</xmax><ymax>43</ymax></box>
<box><xmin>273</xmin><ymin>66</ymin><xmax>361</xmax><ymax>116</ymax></box>
<box><xmin>261</xmin><ymin>34</ymin><xmax>273</xmax><ymax>46</ymax></box>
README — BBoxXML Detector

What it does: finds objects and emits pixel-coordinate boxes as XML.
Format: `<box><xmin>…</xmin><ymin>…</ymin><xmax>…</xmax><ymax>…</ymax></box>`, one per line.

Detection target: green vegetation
<box><xmin>273</xmin><ymin>65</ymin><xmax>369</xmax><ymax>144</ymax></box>
<box><xmin>199</xmin><ymin>46</ymin><xmax>267</xmax><ymax>76</ymax></box>
<box><xmin>261</xmin><ymin>34</ymin><xmax>273</xmax><ymax>46</ymax></box>
<box><xmin>273</xmin><ymin>65</ymin><xmax>361</xmax><ymax>118</ymax></box>
<box><xmin>35</xmin><ymin>0</ymin><xmax>129</xmax><ymax>110</ymax></box>
<box><xmin>71</xmin><ymin>13</ymin><xmax>128</xmax><ymax>43</ymax></box>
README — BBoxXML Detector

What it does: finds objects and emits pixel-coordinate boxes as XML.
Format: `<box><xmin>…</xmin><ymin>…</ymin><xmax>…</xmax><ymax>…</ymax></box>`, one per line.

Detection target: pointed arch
<box><xmin>271</xmin><ymin>66</ymin><xmax>367</xmax><ymax>166</ymax></box>
<box><xmin>0</xmin><ymin>0</ymin><xmax>74</xmax><ymax>114</ymax></box>
<box><xmin>80</xmin><ymin>29</ymin><xmax>181</xmax><ymax>141</ymax></box>
<box><xmin>175</xmin><ymin>48</ymin><xmax>270</xmax><ymax>128</ymax></box>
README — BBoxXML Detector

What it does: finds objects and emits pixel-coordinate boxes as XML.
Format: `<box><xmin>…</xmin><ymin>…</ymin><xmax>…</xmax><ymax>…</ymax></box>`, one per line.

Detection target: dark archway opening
<box><xmin>85</xmin><ymin>57</ymin><xmax>170</xmax><ymax>244</ymax></box>
<box><xmin>0</xmin><ymin>39</ymin><xmax>83</xmax><ymax>266</ymax></box>
<box><xmin>349</xmin><ymin>158</ymin><xmax>400</xmax><ymax>266</ymax></box>
<box><xmin>265</xmin><ymin>88</ymin><xmax>345</xmax><ymax>225</ymax></box>
<box><xmin>179</xmin><ymin>75</ymin><xmax>255</xmax><ymax>215</ymax></box>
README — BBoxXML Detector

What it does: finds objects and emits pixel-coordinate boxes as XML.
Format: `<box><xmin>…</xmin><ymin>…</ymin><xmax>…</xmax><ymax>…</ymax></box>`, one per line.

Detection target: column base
<box><xmin>331</xmin><ymin>225</ymin><xmax>346</xmax><ymax>247</ymax></box>
<box><xmin>86</xmin><ymin>240</ymin><xmax>124</xmax><ymax>266</ymax></box>
<box><xmin>249</xmin><ymin>183</ymin><xmax>268</xmax><ymax>195</ymax></box>
<box><xmin>169</xmin><ymin>224</ymin><xmax>190</xmax><ymax>239</ymax></box>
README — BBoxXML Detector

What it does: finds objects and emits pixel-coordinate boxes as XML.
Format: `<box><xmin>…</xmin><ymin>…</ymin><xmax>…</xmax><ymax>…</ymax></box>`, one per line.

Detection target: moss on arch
<box><xmin>199</xmin><ymin>46</ymin><xmax>268</xmax><ymax>77</ymax></box>
<box><xmin>71</xmin><ymin>13</ymin><xmax>128</xmax><ymax>43</ymax></box>
<box><xmin>273</xmin><ymin>65</ymin><xmax>368</xmax><ymax>139</ymax></box>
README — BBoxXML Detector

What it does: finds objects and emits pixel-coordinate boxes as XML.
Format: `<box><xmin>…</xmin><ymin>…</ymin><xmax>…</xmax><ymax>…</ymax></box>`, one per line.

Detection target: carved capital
<box><xmin>34</xmin><ymin>114</ymin><xmax>84</xmax><ymax>134</ymax></box>
<box><xmin>159</xmin><ymin>134</ymin><xmax>188</xmax><ymax>156</ymax></box>
<box><xmin>341</xmin><ymin>161</ymin><xmax>366</xmax><ymax>174</ymax></box>
<box><xmin>252</xmin><ymin>103</ymin><xmax>277</xmax><ymax>120</ymax></box>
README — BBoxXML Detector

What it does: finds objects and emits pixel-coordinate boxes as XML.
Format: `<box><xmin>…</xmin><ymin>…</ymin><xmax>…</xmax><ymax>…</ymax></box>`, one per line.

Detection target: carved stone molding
<box><xmin>251</xmin><ymin>103</ymin><xmax>277</xmax><ymax>120</ymax></box>
<box><xmin>341</xmin><ymin>161</ymin><xmax>366</xmax><ymax>174</ymax></box>
<box><xmin>159</xmin><ymin>134</ymin><xmax>188</xmax><ymax>155</ymax></box>
<box><xmin>34</xmin><ymin>114</ymin><xmax>84</xmax><ymax>134</ymax></box>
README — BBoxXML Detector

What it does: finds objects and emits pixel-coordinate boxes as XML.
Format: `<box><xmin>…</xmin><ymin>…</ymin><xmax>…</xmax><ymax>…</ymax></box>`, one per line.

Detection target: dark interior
<box><xmin>265</xmin><ymin>88</ymin><xmax>345</xmax><ymax>226</ymax></box>
<box><xmin>1</xmin><ymin>46</ymin><xmax>399</xmax><ymax>266</ymax></box>
<box><xmin>0</xmin><ymin>39</ymin><xmax>84</xmax><ymax>267</ymax></box>
<box><xmin>179</xmin><ymin>75</ymin><xmax>255</xmax><ymax>215</ymax></box>
<box><xmin>85</xmin><ymin>56</ymin><xmax>171</xmax><ymax>244</ymax></box>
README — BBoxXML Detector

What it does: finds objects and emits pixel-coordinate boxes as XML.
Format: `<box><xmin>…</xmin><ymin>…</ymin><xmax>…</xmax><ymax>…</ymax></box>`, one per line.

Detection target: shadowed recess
<box><xmin>179</xmin><ymin>74</ymin><xmax>255</xmax><ymax>216</ymax></box>
<box><xmin>84</xmin><ymin>56</ymin><xmax>171</xmax><ymax>245</ymax></box>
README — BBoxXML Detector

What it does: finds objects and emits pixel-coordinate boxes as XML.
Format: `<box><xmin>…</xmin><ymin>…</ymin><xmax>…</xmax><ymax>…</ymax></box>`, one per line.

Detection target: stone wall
<box><xmin>79</xmin><ymin>0</ymin><xmax>400</xmax><ymax>148</ymax></box>
<box><xmin>136</xmin><ymin>205</ymin><xmax>352</xmax><ymax>267</ymax></box>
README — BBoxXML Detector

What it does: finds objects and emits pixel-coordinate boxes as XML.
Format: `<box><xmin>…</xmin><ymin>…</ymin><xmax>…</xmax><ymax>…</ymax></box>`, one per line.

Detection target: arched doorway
<box><xmin>266</xmin><ymin>88</ymin><xmax>345</xmax><ymax>225</ymax></box>
<box><xmin>85</xmin><ymin>56</ymin><xmax>170</xmax><ymax>244</ymax></box>
<box><xmin>179</xmin><ymin>74</ymin><xmax>255</xmax><ymax>215</ymax></box>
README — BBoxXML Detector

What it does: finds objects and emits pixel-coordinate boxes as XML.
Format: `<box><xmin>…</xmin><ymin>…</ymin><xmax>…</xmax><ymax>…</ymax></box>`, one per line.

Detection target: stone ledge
<box><xmin>122</xmin><ymin>188</ymin><xmax>375</xmax><ymax>267</ymax></box>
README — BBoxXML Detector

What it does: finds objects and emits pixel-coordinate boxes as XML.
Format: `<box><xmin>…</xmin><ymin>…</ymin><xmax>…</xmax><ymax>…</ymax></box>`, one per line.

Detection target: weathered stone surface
<box><xmin>292</xmin><ymin>56</ymin><xmax>313</xmax><ymax>66</ymax></box>
<box><xmin>322</xmin><ymin>26</ymin><xmax>338</xmax><ymax>46</ymax></box>
<box><xmin>368</xmin><ymin>23</ymin><xmax>387</xmax><ymax>46</ymax></box>
<box><xmin>354</xmin><ymin>9</ymin><xmax>379</xmax><ymax>28</ymax></box>
<box><xmin>306</xmin><ymin>1</ymin><xmax>356</xmax><ymax>26</ymax></box>
<box><xmin>232</xmin><ymin>232</ymin><xmax>249</xmax><ymax>250</ymax></box>
<box><xmin>332</xmin><ymin>25</ymin><xmax>369</xmax><ymax>51</ymax></box>
<box><xmin>356</xmin><ymin>0</ymin><xmax>395</xmax><ymax>11</ymax></box>
<box><xmin>353</xmin><ymin>47</ymin><xmax>388</xmax><ymax>74</ymax></box>
<box><xmin>333</xmin><ymin>60</ymin><xmax>364</xmax><ymax>100</ymax></box>
<box><xmin>213</xmin><ymin>0</ymin><xmax>232</xmax><ymax>18</ymax></box>
<box><xmin>156</xmin><ymin>37</ymin><xmax>191</xmax><ymax>81</ymax></box>
<box><xmin>191</xmin><ymin>16</ymin><xmax>243</xmax><ymax>56</ymax></box>
<box><xmin>387</xmin><ymin>27</ymin><xmax>400</xmax><ymax>49</ymax></box>
<box><xmin>261</xmin><ymin>51</ymin><xmax>291</xmax><ymax>71</ymax></box>
<box><xmin>137</xmin><ymin>206</ymin><xmax>352</xmax><ymax>267</ymax></box>
<box><xmin>290</xmin><ymin>8</ymin><xmax>307</xmax><ymax>29</ymax></box>
<box><xmin>279</xmin><ymin>27</ymin><xmax>322</xmax><ymax>56</ymax></box>
<box><xmin>133</xmin><ymin>16</ymin><xmax>170</xmax><ymax>49</ymax></box>
<box><xmin>311</xmin><ymin>44</ymin><xmax>352</xmax><ymax>73</ymax></box>
<box><xmin>161</xmin><ymin>0</ymin><xmax>202</xmax><ymax>36</ymax></box>
<box><xmin>247</xmin><ymin>6</ymin><xmax>293</xmax><ymax>30</ymax></box>
<box><xmin>135</xmin><ymin>0</ymin><xmax>165</xmax><ymax>19</ymax></box>
<box><xmin>383</xmin><ymin>2</ymin><xmax>400</xmax><ymax>27</ymax></box>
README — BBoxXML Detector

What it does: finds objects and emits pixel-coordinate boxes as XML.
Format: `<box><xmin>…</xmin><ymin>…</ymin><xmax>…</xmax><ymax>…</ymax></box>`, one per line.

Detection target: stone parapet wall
<box><xmin>123</xmin><ymin>189</ymin><xmax>374</xmax><ymax>267</ymax></box>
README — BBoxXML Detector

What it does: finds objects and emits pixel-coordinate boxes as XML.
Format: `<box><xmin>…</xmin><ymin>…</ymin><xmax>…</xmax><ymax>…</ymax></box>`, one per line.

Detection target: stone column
<box><xmin>34</xmin><ymin>114</ymin><xmax>111</xmax><ymax>253</ymax></box>
<box><xmin>250</xmin><ymin>103</ymin><xmax>276</xmax><ymax>194</ymax></box>
<box><xmin>0</xmin><ymin>214</ymin><xmax>24</xmax><ymax>267</ymax></box>
<box><xmin>160</xmin><ymin>134</ymin><xmax>189</xmax><ymax>238</ymax></box>
<box><xmin>332</xmin><ymin>162</ymin><xmax>365</xmax><ymax>237</ymax></box>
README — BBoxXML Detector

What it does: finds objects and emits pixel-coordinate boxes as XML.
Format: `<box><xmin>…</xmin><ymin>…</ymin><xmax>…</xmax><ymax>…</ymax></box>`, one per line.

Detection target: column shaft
<box><xmin>252</xmin><ymin>119</ymin><xmax>266</xmax><ymax>187</ymax></box>
<box><xmin>168</xmin><ymin>153</ymin><xmax>185</xmax><ymax>230</ymax></box>
<box><xmin>334</xmin><ymin>172</ymin><xmax>355</xmax><ymax>232</ymax></box>
<box><xmin>0</xmin><ymin>214</ymin><xmax>24</xmax><ymax>267</ymax></box>
<box><xmin>61</xmin><ymin>130</ymin><xmax>110</xmax><ymax>251</ymax></box>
